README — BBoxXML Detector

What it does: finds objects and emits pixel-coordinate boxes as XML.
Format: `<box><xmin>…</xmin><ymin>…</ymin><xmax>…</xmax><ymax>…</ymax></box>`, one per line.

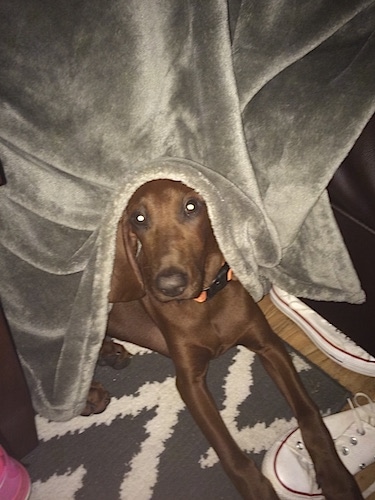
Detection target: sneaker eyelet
<box><xmin>350</xmin><ymin>437</ymin><xmax>358</xmax><ymax>445</ymax></box>
<box><xmin>342</xmin><ymin>446</ymin><xmax>350</xmax><ymax>456</ymax></box>
<box><xmin>296</xmin><ymin>441</ymin><xmax>304</xmax><ymax>450</ymax></box>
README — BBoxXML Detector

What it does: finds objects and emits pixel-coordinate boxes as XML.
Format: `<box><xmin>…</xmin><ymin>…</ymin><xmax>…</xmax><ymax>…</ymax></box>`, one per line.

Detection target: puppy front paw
<box><xmin>98</xmin><ymin>337</ymin><xmax>132</xmax><ymax>369</ymax></box>
<box><xmin>81</xmin><ymin>381</ymin><xmax>111</xmax><ymax>416</ymax></box>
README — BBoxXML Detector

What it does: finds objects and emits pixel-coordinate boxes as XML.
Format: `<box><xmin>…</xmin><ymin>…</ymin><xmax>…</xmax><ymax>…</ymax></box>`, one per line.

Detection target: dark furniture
<box><xmin>302</xmin><ymin>114</ymin><xmax>375</xmax><ymax>357</ymax></box>
<box><xmin>0</xmin><ymin>302</ymin><xmax>38</xmax><ymax>459</ymax></box>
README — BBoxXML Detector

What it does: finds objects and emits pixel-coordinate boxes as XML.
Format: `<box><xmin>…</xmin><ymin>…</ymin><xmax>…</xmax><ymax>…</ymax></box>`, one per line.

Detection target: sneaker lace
<box><xmin>335</xmin><ymin>393</ymin><xmax>375</xmax><ymax>461</ymax></box>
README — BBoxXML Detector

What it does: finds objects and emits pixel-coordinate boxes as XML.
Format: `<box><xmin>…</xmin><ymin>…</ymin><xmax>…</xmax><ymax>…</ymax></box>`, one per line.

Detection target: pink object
<box><xmin>0</xmin><ymin>446</ymin><xmax>31</xmax><ymax>500</ymax></box>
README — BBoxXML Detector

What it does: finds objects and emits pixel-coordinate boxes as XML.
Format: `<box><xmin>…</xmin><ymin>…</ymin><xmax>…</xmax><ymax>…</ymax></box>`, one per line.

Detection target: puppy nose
<box><xmin>156</xmin><ymin>269</ymin><xmax>188</xmax><ymax>297</ymax></box>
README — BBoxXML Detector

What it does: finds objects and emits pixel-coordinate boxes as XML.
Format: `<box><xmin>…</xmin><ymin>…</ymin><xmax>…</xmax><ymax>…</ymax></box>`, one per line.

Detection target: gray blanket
<box><xmin>1</xmin><ymin>0</ymin><xmax>374</xmax><ymax>421</ymax></box>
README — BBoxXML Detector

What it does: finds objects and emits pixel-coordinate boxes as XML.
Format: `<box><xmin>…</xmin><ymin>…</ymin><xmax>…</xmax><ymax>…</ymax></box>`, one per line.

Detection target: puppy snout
<box><xmin>156</xmin><ymin>268</ymin><xmax>188</xmax><ymax>297</ymax></box>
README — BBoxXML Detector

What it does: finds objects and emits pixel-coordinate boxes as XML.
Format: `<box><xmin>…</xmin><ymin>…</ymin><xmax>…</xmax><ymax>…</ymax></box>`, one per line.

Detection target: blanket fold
<box><xmin>1</xmin><ymin>0</ymin><xmax>374</xmax><ymax>420</ymax></box>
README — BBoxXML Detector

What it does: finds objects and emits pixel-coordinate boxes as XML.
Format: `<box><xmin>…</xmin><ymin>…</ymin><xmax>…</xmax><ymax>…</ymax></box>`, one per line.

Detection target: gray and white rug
<box><xmin>23</xmin><ymin>342</ymin><xmax>350</xmax><ymax>499</ymax></box>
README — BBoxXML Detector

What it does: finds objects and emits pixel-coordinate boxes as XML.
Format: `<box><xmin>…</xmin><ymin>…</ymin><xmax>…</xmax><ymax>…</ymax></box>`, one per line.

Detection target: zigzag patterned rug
<box><xmin>23</xmin><ymin>342</ymin><xmax>350</xmax><ymax>499</ymax></box>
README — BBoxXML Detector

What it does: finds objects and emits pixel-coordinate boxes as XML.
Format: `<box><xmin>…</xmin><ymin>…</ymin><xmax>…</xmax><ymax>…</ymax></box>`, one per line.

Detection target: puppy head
<box><xmin>110</xmin><ymin>179</ymin><xmax>223</xmax><ymax>303</ymax></box>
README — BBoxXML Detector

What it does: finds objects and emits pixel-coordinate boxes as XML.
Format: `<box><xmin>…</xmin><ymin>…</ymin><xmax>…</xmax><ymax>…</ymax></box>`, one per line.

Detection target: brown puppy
<box><xmin>106</xmin><ymin>179</ymin><xmax>362</xmax><ymax>500</ymax></box>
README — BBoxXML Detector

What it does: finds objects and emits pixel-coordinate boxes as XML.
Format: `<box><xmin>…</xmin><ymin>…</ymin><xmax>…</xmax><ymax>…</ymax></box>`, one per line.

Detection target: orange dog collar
<box><xmin>194</xmin><ymin>262</ymin><xmax>233</xmax><ymax>303</ymax></box>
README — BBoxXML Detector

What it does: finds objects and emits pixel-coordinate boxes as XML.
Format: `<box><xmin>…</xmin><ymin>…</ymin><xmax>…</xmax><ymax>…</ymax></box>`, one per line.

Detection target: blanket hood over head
<box><xmin>1</xmin><ymin>0</ymin><xmax>374</xmax><ymax>420</ymax></box>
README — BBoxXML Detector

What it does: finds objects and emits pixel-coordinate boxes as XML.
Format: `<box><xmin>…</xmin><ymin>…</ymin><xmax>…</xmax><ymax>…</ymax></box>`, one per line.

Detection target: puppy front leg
<box><xmin>172</xmin><ymin>347</ymin><xmax>278</xmax><ymax>500</ymax></box>
<box><xmin>254</xmin><ymin>334</ymin><xmax>362</xmax><ymax>500</ymax></box>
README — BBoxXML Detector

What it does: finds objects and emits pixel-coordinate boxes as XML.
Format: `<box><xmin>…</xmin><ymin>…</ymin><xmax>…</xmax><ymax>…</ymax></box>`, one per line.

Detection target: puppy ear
<box><xmin>108</xmin><ymin>216</ymin><xmax>145</xmax><ymax>302</ymax></box>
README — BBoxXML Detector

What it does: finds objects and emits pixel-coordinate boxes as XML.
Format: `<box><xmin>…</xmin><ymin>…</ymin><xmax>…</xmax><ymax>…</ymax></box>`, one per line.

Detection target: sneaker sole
<box><xmin>270</xmin><ymin>286</ymin><xmax>375</xmax><ymax>377</ymax></box>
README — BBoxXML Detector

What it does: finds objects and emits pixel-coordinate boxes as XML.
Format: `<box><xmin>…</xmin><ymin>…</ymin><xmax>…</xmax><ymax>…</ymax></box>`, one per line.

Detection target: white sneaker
<box><xmin>262</xmin><ymin>393</ymin><xmax>375</xmax><ymax>499</ymax></box>
<box><xmin>270</xmin><ymin>286</ymin><xmax>375</xmax><ymax>377</ymax></box>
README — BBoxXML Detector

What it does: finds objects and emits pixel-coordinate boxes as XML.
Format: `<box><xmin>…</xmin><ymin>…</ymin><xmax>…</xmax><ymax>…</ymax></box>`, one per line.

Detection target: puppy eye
<box><xmin>185</xmin><ymin>198</ymin><xmax>200</xmax><ymax>215</ymax></box>
<box><xmin>131</xmin><ymin>211</ymin><xmax>147</xmax><ymax>227</ymax></box>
